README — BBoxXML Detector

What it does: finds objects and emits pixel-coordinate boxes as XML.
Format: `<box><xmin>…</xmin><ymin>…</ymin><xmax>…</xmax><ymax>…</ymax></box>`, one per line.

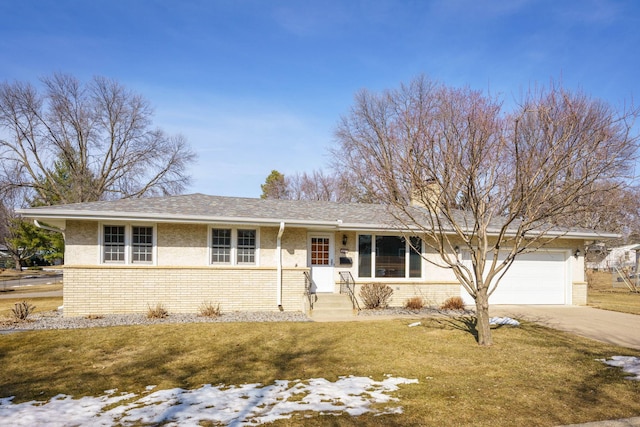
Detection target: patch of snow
<box><xmin>408</xmin><ymin>322</ymin><xmax>421</xmax><ymax>327</ymax></box>
<box><xmin>599</xmin><ymin>356</ymin><xmax>640</xmax><ymax>381</ymax></box>
<box><xmin>489</xmin><ymin>317</ymin><xmax>520</xmax><ymax>326</ymax></box>
<box><xmin>0</xmin><ymin>375</ymin><xmax>418</xmax><ymax>426</ymax></box>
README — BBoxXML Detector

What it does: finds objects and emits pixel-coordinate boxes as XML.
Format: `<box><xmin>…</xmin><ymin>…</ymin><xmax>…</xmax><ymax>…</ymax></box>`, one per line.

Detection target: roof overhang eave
<box><xmin>16</xmin><ymin>210</ymin><xmax>355</xmax><ymax>229</ymax></box>
<box><xmin>483</xmin><ymin>227</ymin><xmax>620</xmax><ymax>240</ymax></box>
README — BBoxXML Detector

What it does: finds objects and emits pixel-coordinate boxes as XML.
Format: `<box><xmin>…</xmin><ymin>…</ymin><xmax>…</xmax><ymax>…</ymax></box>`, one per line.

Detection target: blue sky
<box><xmin>1</xmin><ymin>0</ymin><xmax>639</xmax><ymax>197</ymax></box>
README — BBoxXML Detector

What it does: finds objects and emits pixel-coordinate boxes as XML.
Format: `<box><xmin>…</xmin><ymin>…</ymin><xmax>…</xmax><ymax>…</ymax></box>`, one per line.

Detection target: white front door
<box><xmin>309</xmin><ymin>234</ymin><xmax>335</xmax><ymax>293</ymax></box>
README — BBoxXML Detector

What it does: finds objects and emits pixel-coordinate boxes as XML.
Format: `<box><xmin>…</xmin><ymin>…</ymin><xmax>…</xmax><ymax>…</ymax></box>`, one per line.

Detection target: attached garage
<box><xmin>461</xmin><ymin>250</ymin><xmax>570</xmax><ymax>305</ymax></box>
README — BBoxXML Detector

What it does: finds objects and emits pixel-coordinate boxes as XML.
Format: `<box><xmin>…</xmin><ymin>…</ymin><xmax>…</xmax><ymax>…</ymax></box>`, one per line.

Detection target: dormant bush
<box><xmin>11</xmin><ymin>301</ymin><xmax>35</xmax><ymax>321</ymax></box>
<box><xmin>199</xmin><ymin>301</ymin><xmax>221</xmax><ymax>317</ymax></box>
<box><xmin>440</xmin><ymin>296</ymin><xmax>465</xmax><ymax>311</ymax></box>
<box><xmin>359</xmin><ymin>284</ymin><xmax>393</xmax><ymax>309</ymax></box>
<box><xmin>146</xmin><ymin>303</ymin><xmax>169</xmax><ymax>319</ymax></box>
<box><xmin>404</xmin><ymin>296</ymin><xmax>426</xmax><ymax>310</ymax></box>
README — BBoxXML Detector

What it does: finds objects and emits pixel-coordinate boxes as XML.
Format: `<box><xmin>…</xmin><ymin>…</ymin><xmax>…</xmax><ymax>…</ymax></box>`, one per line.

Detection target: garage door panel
<box><xmin>461</xmin><ymin>250</ymin><xmax>568</xmax><ymax>305</ymax></box>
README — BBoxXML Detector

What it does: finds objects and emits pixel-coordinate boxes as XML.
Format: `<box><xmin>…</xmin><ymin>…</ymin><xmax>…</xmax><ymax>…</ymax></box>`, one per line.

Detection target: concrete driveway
<box><xmin>490</xmin><ymin>305</ymin><xmax>640</xmax><ymax>351</ymax></box>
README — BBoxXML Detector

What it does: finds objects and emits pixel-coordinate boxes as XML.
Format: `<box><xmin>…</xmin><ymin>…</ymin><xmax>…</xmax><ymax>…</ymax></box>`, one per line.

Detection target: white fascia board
<box><xmin>18</xmin><ymin>209</ymin><xmax>620</xmax><ymax>240</ymax></box>
<box><xmin>17</xmin><ymin>210</ymin><xmax>345</xmax><ymax>229</ymax></box>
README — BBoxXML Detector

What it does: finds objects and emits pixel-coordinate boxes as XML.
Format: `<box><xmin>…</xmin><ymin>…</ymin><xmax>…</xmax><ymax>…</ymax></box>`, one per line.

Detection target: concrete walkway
<box><xmin>491</xmin><ymin>305</ymin><xmax>640</xmax><ymax>351</ymax></box>
<box><xmin>559</xmin><ymin>418</ymin><xmax>640</xmax><ymax>427</ymax></box>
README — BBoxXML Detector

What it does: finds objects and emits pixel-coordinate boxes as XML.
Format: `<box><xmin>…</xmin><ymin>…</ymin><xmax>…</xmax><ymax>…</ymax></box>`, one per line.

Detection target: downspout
<box><xmin>276</xmin><ymin>221</ymin><xmax>285</xmax><ymax>311</ymax></box>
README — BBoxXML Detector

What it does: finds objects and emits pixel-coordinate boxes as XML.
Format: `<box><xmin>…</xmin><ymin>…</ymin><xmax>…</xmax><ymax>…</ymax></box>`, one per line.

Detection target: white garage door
<box><xmin>461</xmin><ymin>250</ymin><xmax>569</xmax><ymax>305</ymax></box>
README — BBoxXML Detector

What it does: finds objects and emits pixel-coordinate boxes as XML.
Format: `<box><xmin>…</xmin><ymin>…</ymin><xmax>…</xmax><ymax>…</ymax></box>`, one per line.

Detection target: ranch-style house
<box><xmin>17</xmin><ymin>193</ymin><xmax>614</xmax><ymax>317</ymax></box>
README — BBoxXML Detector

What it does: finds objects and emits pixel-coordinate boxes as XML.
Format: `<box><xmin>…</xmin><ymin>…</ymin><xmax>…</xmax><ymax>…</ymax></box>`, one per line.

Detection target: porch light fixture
<box><xmin>574</xmin><ymin>249</ymin><xmax>581</xmax><ymax>258</ymax></box>
<box><xmin>342</xmin><ymin>234</ymin><xmax>348</xmax><ymax>246</ymax></box>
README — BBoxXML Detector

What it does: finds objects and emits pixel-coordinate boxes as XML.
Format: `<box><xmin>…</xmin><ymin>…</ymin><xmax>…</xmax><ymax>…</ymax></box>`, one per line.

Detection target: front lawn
<box><xmin>588</xmin><ymin>271</ymin><xmax>640</xmax><ymax>315</ymax></box>
<box><xmin>1</xmin><ymin>318</ymin><xmax>639</xmax><ymax>426</ymax></box>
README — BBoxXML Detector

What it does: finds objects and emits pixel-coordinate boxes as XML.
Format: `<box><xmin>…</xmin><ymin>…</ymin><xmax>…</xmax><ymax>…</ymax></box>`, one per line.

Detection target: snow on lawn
<box><xmin>489</xmin><ymin>317</ymin><xmax>520</xmax><ymax>326</ymax></box>
<box><xmin>0</xmin><ymin>375</ymin><xmax>418</xmax><ymax>427</ymax></box>
<box><xmin>599</xmin><ymin>356</ymin><xmax>640</xmax><ymax>381</ymax></box>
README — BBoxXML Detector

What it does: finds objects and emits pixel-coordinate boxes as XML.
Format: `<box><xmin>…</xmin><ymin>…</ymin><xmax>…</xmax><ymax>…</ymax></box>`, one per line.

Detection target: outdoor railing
<box><xmin>303</xmin><ymin>271</ymin><xmax>316</xmax><ymax>309</ymax></box>
<box><xmin>339</xmin><ymin>271</ymin><xmax>361</xmax><ymax>311</ymax></box>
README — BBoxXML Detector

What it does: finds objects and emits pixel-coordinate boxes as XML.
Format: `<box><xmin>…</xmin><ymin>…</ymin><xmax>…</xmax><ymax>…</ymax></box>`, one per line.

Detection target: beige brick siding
<box><xmin>157</xmin><ymin>223</ymin><xmax>207</xmax><ymax>265</ymax></box>
<box><xmin>572</xmin><ymin>282</ymin><xmax>588</xmax><ymax>306</ymax></box>
<box><xmin>346</xmin><ymin>282</ymin><xmax>461</xmax><ymax>308</ymax></box>
<box><xmin>65</xmin><ymin>220</ymin><xmax>99</xmax><ymax>265</ymax></box>
<box><xmin>63</xmin><ymin>266</ymin><xmax>308</xmax><ymax>317</ymax></box>
<box><xmin>61</xmin><ymin>221</ymin><xmax>586</xmax><ymax>316</ymax></box>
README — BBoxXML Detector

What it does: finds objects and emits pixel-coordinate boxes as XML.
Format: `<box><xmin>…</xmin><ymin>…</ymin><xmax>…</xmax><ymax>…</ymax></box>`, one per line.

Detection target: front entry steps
<box><xmin>310</xmin><ymin>293</ymin><xmax>357</xmax><ymax>321</ymax></box>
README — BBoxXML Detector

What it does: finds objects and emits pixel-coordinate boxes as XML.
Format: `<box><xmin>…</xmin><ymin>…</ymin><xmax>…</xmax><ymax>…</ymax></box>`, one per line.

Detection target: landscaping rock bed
<box><xmin>0</xmin><ymin>309</ymin><xmax>311</xmax><ymax>331</ymax></box>
<box><xmin>1</xmin><ymin>307</ymin><xmax>482</xmax><ymax>332</ymax></box>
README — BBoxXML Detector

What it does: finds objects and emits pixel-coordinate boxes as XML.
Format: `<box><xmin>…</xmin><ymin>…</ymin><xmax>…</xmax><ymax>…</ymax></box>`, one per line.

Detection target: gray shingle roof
<box><xmin>17</xmin><ymin>193</ymin><xmax>403</xmax><ymax>229</ymax></box>
<box><xmin>17</xmin><ymin>193</ymin><xmax>616</xmax><ymax>238</ymax></box>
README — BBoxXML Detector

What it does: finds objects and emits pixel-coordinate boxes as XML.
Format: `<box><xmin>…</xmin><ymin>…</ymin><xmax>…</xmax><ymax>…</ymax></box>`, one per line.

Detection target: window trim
<box><xmin>102</xmin><ymin>224</ymin><xmax>126</xmax><ymax>263</ymax></box>
<box><xmin>208</xmin><ymin>226</ymin><xmax>260</xmax><ymax>266</ymax></box>
<box><xmin>99</xmin><ymin>222</ymin><xmax>157</xmax><ymax>265</ymax></box>
<box><xmin>357</xmin><ymin>233</ymin><xmax>423</xmax><ymax>279</ymax></box>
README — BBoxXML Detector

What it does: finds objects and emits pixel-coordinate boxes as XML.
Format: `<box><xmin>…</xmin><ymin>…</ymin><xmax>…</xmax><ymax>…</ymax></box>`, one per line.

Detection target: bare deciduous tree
<box><xmin>0</xmin><ymin>73</ymin><xmax>196</xmax><ymax>205</ymax></box>
<box><xmin>287</xmin><ymin>170</ymin><xmax>367</xmax><ymax>203</ymax></box>
<box><xmin>261</xmin><ymin>169</ymin><xmax>371</xmax><ymax>203</ymax></box>
<box><xmin>333</xmin><ymin>76</ymin><xmax>638</xmax><ymax>346</ymax></box>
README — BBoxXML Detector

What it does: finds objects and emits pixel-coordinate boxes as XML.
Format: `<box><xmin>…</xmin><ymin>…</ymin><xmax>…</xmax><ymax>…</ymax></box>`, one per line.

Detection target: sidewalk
<box><xmin>559</xmin><ymin>417</ymin><xmax>640</xmax><ymax>426</ymax></box>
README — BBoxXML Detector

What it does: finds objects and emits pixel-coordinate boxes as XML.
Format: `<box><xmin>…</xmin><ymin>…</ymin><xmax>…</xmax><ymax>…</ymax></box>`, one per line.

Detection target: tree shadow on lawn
<box><xmin>428</xmin><ymin>313</ymin><xmax>516</xmax><ymax>344</ymax></box>
<box><xmin>430</xmin><ymin>314</ymin><xmax>479</xmax><ymax>342</ymax></box>
<box><xmin>0</xmin><ymin>323</ymin><xmax>343</xmax><ymax>405</ymax></box>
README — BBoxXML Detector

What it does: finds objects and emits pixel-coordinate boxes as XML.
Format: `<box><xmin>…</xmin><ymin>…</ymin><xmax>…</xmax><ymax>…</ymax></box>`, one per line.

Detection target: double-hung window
<box><xmin>132</xmin><ymin>226</ymin><xmax>154</xmax><ymax>262</ymax></box>
<box><xmin>102</xmin><ymin>224</ymin><xmax>155</xmax><ymax>264</ymax></box>
<box><xmin>211</xmin><ymin>229</ymin><xmax>231</xmax><ymax>263</ymax></box>
<box><xmin>237</xmin><ymin>229</ymin><xmax>256</xmax><ymax>264</ymax></box>
<box><xmin>358</xmin><ymin>234</ymin><xmax>422</xmax><ymax>278</ymax></box>
<box><xmin>103</xmin><ymin>225</ymin><xmax>125</xmax><ymax>262</ymax></box>
<box><xmin>210</xmin><ymin>228</ymin><xmax>258</xmax><ymax>265</ymax></box>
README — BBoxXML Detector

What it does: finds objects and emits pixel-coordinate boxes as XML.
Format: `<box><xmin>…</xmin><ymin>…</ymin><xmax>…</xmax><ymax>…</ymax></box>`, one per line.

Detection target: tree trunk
<box><xmin>475</xmin><ymin>291</ymin><xmax>493</xmax><ymax>346</ymax></box>
<box><xmin>13</xmin><ymin>256</ymin><xmax>21</xmax><ymax>271</ymax></box>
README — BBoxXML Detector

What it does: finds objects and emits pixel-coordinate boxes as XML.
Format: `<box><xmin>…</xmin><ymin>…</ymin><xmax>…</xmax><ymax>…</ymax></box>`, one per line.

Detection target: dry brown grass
<box><xmin>0</xmin><ymin>297</ymin><xmax>62</xmax><ymax>319</ymax></box>
<box><xmin>1</xmin><ymin>318</ymin><xmax>639</xmax><ymax>426</ymax></box>
<box><xmin>587</xmin><ymin>270</ymin><xmax>640</xmax><ymax>315</ymax></box>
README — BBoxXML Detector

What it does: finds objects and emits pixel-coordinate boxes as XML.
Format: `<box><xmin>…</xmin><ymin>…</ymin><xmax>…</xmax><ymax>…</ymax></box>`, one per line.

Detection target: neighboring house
<box><xmin>587</xmin><ymin>244</ymin><xmax>640</xmax><ymax>272</ymax></box>
<box><xmin>17</xmin><ymin>194</ymin><xmax>613</xmax><ymax>317</ymax></box>
<box><xmin>0</xmin><ymin>244</ymin><xmax>11</xmax><ymax>268</ymax></box>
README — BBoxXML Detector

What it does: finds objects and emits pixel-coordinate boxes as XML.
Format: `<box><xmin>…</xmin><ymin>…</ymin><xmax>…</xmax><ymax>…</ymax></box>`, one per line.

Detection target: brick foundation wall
<box><xmin>350</xmin><ymin>282</ymin><xmax>462</xmax><ymax>308</ymax></box>
<box><xmin>63</xmin><ymin>266</ymin><xmax>308</xmax><ymax>317</ymax></box>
